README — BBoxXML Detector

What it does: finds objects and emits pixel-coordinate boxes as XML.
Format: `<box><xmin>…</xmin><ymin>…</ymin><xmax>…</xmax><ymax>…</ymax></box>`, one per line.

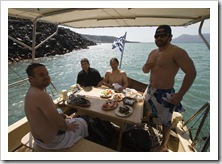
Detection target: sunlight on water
<box><xmin>8</xmin><ymin>43</ymin><xmax>210</xmax><ymax>126</ymax></box>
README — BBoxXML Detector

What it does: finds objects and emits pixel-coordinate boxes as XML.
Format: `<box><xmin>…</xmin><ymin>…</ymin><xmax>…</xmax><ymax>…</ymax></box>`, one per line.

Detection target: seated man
<box><xmin>77</xmin><ymin>58</ymin><xmax>103</xmax><ymax>87</ymax></box>
<box><xmin>25</xmin><ymin>63</ymin><xmax>89</xmax><ymax>149</ymax></box>
<box><xmin>103</xmin><ymin>58</ymin><xmax>128</xmax><ymax>92</ymax></box>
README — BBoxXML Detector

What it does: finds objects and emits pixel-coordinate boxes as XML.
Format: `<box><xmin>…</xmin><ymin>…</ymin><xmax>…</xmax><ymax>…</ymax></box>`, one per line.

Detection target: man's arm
<box><xmin>94</xmin><ymin>70</ymin><xmax>103</xmax><ymax>86</ymax></box>
<box><xmin>122</xmin><ymin>72</ymin><xmax>129</xmax><ymax>89</ymax></box>
<box><xmin>76</xmin><ymin>72</ymin><xmax>83</xmax><ymax>87</ymax></box>
<box><xmin>171</xmin><ymin>49</ymin><xmax>196</xmax><ymax>105</ymax></box>
<box><xmin>97</xmin><ymin>77</ymin><xmax>104</xmax><ymax>87</ymax></box>
<box><xmin>142</xmin><ymin>51</ymin><xmax>156</xmax><ymax>73</ymax></box>
<box><xmin>103</xmin><ymin>71</ymin><xmax>112</xmax><ymax>88</ymax></box>
<box><xmin>38</xmin><ymin>92</ymin><xmax>68</xmax><ymax>131</ymax></box>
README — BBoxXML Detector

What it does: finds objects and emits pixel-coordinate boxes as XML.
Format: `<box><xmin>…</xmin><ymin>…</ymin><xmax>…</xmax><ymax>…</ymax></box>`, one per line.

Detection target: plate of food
<box><xmin>123</xmin><ymin>97</ymin><xmax>136</xmax><ymax>106</ymax></box>
<box><xmin>66</xmin><ymin>94</ymin><xmax>91</xmax><ymax>107</ymax></box>
<box><xmin>102</xmin><ymin>99</ymin><xmax>118</xmax><ymax>111</ymax></box>
<box><xmin>115</xmin><ymin>105</ymin><xmax>133</xmax><ymax>117</ymax></box>
<box><xmin>100</xmin><ymin>89</ymin><xmax>115</xmax><ymax>98</ymax></box>
<box><xmin>112</xmin><ymin>93</ymin><xmax>124</xmax><ymax>102</ymax></box>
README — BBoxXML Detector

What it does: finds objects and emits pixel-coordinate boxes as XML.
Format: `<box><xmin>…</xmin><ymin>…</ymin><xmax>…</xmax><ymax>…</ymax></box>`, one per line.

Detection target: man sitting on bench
<box><xmin>24</xmin><ymin>63</ymin><xmax>89</xmax><ymax>150</ymax></box>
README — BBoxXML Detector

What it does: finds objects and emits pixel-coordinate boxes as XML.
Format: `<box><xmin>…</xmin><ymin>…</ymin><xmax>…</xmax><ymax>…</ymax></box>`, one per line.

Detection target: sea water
<box><xmin>8</xmin><ymin>42</ymin><xmax>210</xmax><ymax>126</ymax></box>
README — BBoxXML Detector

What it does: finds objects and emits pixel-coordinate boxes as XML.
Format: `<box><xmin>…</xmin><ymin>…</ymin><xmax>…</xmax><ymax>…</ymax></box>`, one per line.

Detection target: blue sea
<box><xmin>8</xmin><ymin>42</ymin><xmax>210</xmax><ymax>126</ymax></box>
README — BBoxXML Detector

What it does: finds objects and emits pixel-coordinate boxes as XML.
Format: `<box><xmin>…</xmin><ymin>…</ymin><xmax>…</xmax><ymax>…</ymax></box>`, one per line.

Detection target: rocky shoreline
<box><xmin>8</xmin><ymin>17</ymin><xmax>96</xmax><ymax>64</ymax></box>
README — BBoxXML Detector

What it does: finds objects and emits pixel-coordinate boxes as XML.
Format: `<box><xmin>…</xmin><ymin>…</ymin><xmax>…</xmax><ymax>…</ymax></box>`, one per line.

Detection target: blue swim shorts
<box><xmin>144</xmin><ymin>85</ymin><xmax>185</xmax><ymax>127</ymax></box>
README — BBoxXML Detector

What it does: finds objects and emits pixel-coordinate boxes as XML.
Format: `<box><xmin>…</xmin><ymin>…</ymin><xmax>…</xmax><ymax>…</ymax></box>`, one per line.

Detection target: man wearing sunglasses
<box><xmin>142</xmin><ymin>25</ymin><xmax>196</xmax><ymax>152</ymax></box>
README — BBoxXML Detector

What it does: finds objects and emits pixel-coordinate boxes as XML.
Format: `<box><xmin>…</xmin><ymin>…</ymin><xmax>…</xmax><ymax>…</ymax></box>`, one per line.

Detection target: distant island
<box><xmin>81</xmin><ymin>34</ymin><xmax>139</xmax><ymax>43</ymax></box>
<box><xmin>81</xmin><ymin>33</ymin><xmax>210</xmax><ymax>43</ymax></box>
<box><xmin>172</xmin><ymin>34</ymin><xmax>210</xmax><ymax>43</ymax></box>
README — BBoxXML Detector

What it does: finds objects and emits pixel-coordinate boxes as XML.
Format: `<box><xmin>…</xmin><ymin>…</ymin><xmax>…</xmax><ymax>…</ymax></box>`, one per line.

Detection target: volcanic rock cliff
<box><xmin>8</xmin><ymin>17</ymin><xmax>96</xmax><ymax>64</ymax></box>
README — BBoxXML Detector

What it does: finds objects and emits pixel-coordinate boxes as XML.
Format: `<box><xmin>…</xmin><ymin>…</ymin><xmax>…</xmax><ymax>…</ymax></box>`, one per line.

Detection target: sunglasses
<box><xmin>154</xmin><ymin>33</ymin><xmax>169</xmax><ymax>39</ymax></box>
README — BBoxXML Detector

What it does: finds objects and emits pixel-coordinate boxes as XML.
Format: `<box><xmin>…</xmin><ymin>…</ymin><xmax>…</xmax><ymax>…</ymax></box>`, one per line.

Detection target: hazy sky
<box><xmin>70</xmin><ymin>19</ymin><xmax>210</xmax><ymax>42</ymax></box>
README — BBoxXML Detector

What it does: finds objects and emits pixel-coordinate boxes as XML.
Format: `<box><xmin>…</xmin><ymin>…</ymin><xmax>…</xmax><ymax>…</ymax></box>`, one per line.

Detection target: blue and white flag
<box><xmin>112</xmin><ymin>34</ymin><xmax>126</xmax><ymax>53</ymax></box>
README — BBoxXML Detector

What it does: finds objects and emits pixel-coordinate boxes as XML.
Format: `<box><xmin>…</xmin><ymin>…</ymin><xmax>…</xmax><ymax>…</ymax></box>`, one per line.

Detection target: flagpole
<box><xmin>119</xmin><ymin>32</ymin><xmax>127</xmax><ymax>69</ymax></box>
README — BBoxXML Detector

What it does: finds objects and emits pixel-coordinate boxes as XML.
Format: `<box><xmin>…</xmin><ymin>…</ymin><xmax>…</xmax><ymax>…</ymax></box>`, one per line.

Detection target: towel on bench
<box><xmin>34</xmin><ymin>117</ymin><xmax>88</xmax><ymax>149</ymax></box>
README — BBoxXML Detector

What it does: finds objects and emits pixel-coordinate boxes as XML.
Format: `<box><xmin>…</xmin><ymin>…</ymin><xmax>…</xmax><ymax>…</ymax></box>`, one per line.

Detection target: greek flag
<box><xmin>112</xmin><ymin>34</ymin><xmax>126</xmax><ymax>53</ymax></box>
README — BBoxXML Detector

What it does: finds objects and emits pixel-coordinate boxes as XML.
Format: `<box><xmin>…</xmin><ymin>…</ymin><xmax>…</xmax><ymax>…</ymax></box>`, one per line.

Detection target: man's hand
<box><xmin>66</xmin><ymin>121</ymin><xmax>79</xmax><ymax>132</ymax></box>
<box><xmin>143</xmin><ymin>62</ymin><xmax>154</xmax><ymax>73</ymax></box>
<box><xmin>145</xmin><ymin>62</ymin><xmax>154</xmax><ymax>69</ymax></box>
<box><xmin>170</xmin><ymin>93</ymin><xmax>183</xmax><ymax>105</ymax></box>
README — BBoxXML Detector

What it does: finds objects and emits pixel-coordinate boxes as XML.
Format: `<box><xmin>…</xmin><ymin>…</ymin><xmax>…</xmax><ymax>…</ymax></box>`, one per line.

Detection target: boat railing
<box><xmin>182</xmin><ymin>101</ymin><xmax>210</xmax><ymax>152</ymax></box>
<box><xmin>8</xmin><ymin>66</ymin><xmax>29</xmax><ymax>87</ymax></box>
<box><xmin>8</xmin><ymin>78</ymin><xmax>28</xmax><ymax>87</ymax></box>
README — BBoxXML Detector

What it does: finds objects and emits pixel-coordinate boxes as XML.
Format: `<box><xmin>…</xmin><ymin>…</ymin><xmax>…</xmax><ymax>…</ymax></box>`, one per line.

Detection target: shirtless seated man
<box><xmin>24</xmin><ymin>63</ymin><xmax>89</xmax><ymax>149</ymax></box>
<box><xmin>103</xmin><ymin>58</ymin><xmax>128</xmax><ymax>92</ymax></box>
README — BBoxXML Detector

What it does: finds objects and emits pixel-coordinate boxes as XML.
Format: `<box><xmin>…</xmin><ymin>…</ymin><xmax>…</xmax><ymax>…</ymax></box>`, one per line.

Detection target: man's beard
<box><xmin>155</xmin><ymin>40</ymin><xmax>168</xmax><ymax>47</ymax></box>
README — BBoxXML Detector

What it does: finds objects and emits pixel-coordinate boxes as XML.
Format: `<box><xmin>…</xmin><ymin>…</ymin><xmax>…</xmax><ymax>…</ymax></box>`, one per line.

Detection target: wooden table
<box><xmin>65</xmin><ymin>86</ymin><xmax>144</xmax><ymax>150</ymax></box>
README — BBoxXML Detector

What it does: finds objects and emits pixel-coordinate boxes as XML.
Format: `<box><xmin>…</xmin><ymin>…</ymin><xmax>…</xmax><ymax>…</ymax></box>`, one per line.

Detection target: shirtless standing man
<box><xmin>142</xmin><ymin>25</ymin><xmax>196</xmax><ymax>152</ymax></box>
<box><xmin>103</xmin><ymin>58</ymin><xmax>128</xmax><ymax>92</ymax></box>
<box><xmin>25</xmin><ymin>63</ymin><xmax>88</xmax><ymax>149</ymax></box>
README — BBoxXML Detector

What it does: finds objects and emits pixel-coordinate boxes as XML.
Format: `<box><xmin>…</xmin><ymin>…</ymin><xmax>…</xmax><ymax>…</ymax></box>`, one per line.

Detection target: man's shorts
<box><xmin>144</xmin><ymin>85</ymin><xmax>185</xmax><ymax>127</ymax></box>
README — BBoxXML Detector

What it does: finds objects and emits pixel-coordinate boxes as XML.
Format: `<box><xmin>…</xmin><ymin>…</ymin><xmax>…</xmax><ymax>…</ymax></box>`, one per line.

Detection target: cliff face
<box><xmin>8</xmin><ymin>17</ymin><xmax>96</xmax><ymax>63</ymax></box>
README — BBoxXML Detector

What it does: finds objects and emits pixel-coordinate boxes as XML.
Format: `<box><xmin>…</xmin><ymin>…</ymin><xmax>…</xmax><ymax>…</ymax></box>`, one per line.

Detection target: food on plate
<box><xmin>66</xmin><ymin>94</ymin><xmax>91</xmax><ymax>107</ymax></box>
<box><xmin>115</xmin><ymin>105</ymin><xmax>133</xmax><ymax>117</ymax></box>
<box><xmin>100</xmin><ymin>89</ymin><xmax>114</xmax><ymax>98</ymax></box>
<box><xmin>112</xmin><ymin>93</ymin><xmax>123</xmax><ymax>101</ymax></box>
<box><xmin>123</xmin><ymin>97</ymin><xmax>136</xmax><ymax>106</ymax></box>
<box><xmin>135</xmin><ymin>95</ymin><xmax>144</xmax><ymax>102</ymax></box>
<box><xmin>102</xmin><ymin>99</ymin><xmax>118</xmax><ymax>110</ymax></box>
<box><xmin>123</xmin><ymin>88</ymin><xmax>138</xmax><ymax>98</ymax></box>
<box><xmin>119</xmin><ymin>106</ymin><xmax>130</xmax><ymax>114</ymax></box>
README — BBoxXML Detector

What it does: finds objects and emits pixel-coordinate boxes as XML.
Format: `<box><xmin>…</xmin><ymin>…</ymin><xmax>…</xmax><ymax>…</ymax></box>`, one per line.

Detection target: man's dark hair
<box><xmin>156</xmin><ymin>25</ymin><xmax>172</xmax><ymax>36</ymax></box>
<box><xmin>110</xmin><ymin>58</ymin><xmax>119</xmax><ymax>64</ymax></box>
<box><xmin>26</xmin><ymin>63</ymin><xmax>45</xmax><ymax>76</ymax></box>
<box><xmin>81</xmin><ymin>58</ymin><xmax>89</xmax><ymax>64</ymax></box>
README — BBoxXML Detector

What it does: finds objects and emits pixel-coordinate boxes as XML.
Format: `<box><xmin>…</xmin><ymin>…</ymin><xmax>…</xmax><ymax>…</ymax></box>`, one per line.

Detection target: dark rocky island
<box><xmin>8</xmin><ymin>17</ymin><xmax>96</xmax><ymax>64</ymax></box>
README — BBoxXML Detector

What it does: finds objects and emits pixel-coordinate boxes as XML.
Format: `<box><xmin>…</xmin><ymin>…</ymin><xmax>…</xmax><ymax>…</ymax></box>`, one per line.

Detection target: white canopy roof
<box><xmin>8</xmin><ymin>8</ymin><xmax>210</xmax><ymax>28</ymax></box>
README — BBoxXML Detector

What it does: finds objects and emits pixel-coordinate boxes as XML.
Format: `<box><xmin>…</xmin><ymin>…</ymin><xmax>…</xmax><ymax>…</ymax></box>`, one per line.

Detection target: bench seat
<box><xmin>21</xmin><ymin>132</ymin><xmax>116</xmax><ymax>152</ymax></box>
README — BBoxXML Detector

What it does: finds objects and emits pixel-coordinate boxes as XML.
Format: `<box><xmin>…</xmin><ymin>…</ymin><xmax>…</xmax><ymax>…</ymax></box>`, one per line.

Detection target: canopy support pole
<box><xmin>198</xmin><ymin>20</ymin><xmax>210</xmax><ymax>50</ymax></box>
<box><xmin>31</xmin><ymin>18</ymin><xmax>37</xmax><ymax>63</ymax></box>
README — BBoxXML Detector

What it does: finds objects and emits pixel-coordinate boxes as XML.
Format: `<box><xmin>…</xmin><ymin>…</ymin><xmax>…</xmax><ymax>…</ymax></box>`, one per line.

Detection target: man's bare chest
<box><xmin>109</xmin><ymin>72</ymin><xmax>122</xmax><ymax>82</ymax></box>
<box><xmin>153</xmin><ymin>53</ymin><xmax>175</xmax><ymax>69</ymax></box>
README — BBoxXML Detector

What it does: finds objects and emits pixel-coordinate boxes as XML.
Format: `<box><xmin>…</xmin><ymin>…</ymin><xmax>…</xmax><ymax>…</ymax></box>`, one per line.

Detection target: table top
<box><xmin>68</xmin><ymin>86</ymin><xmax>144</xmax><ymax>125</ymax></box>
